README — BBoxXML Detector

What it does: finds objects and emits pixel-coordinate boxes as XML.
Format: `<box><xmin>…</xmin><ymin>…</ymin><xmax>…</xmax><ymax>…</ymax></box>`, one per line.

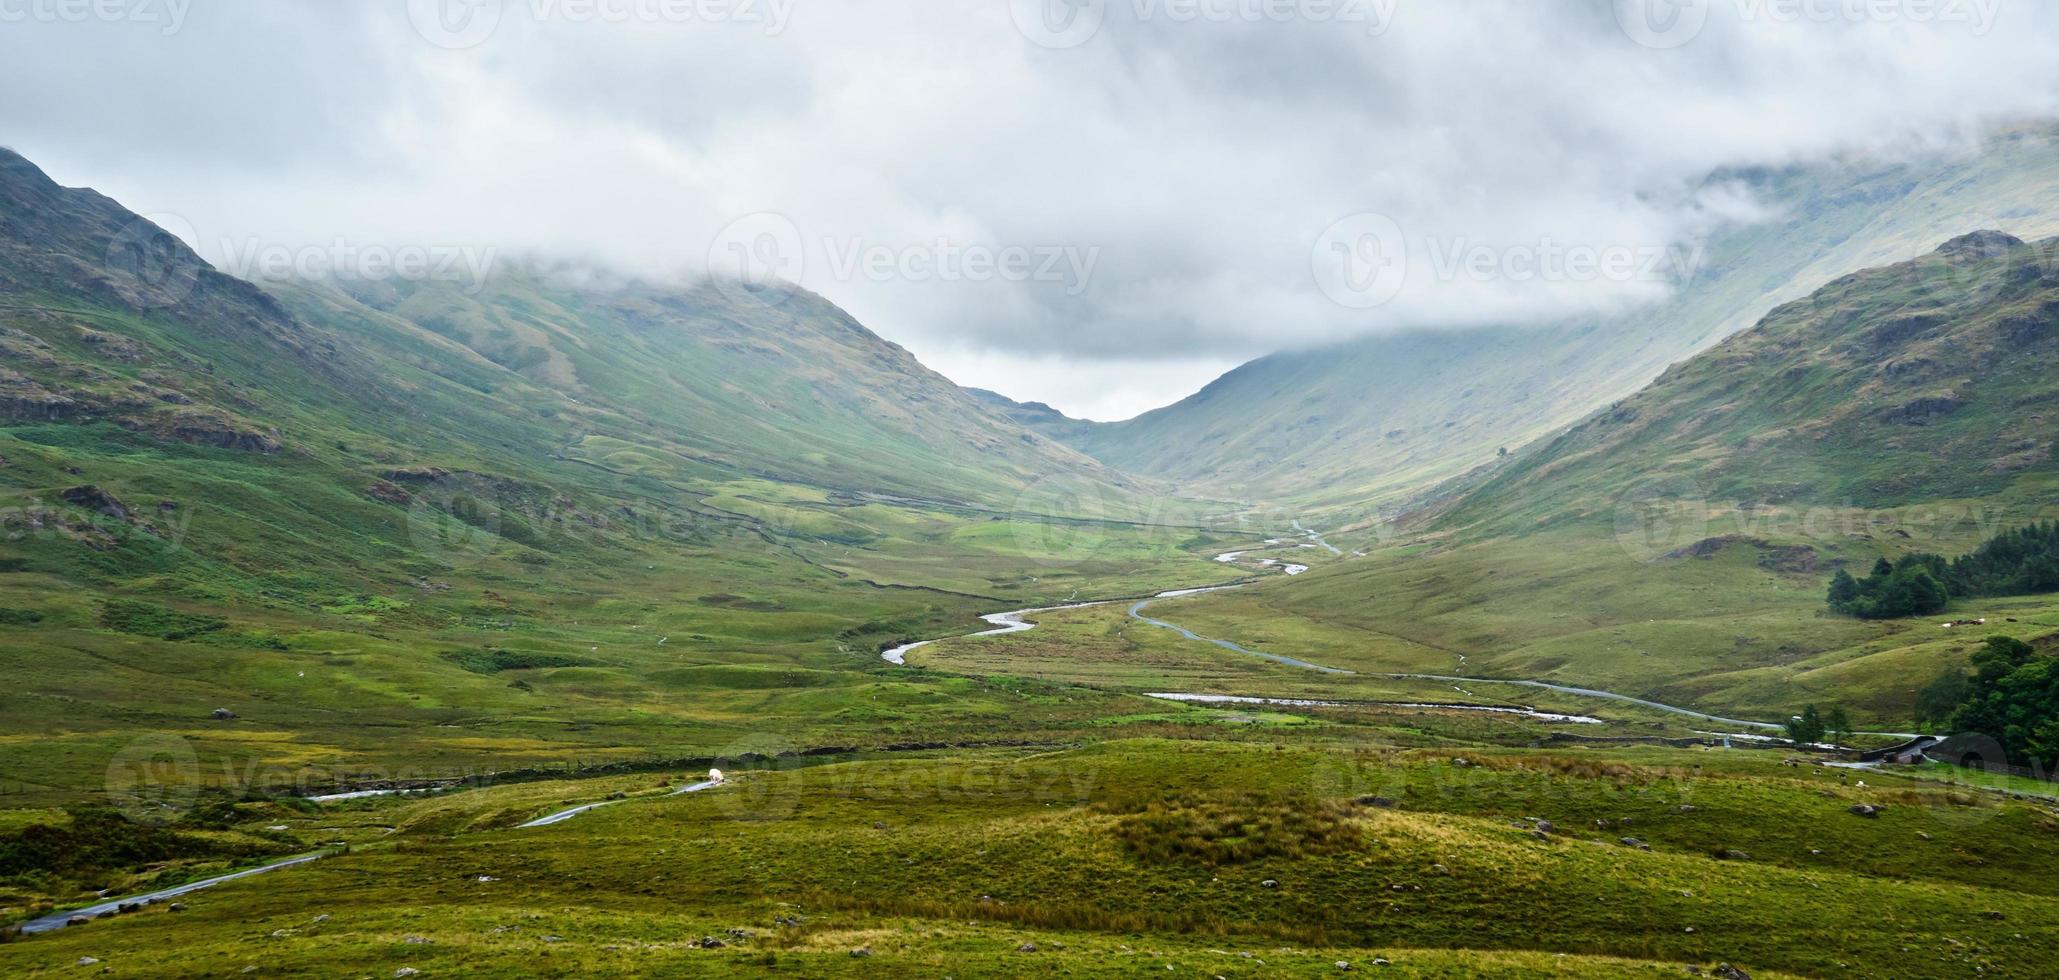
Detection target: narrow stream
<box><xmin>19</xmin><ymin>853</ymin><xmax>327</xmax><ymax>935</ymax></box>
<box><xmin>884</xmin><ymin>535</ymin><xmax>1919</xmax><ymax>738</ymax></box>
<box><xmin>518</xmin><ymin>778</ymin><xmax>721</xmax><ymax>829</ymax></box>
<box><xmin>20</xmin><ymin>782</ymin><xmax>726</xmax><ymax>934</ymax></box>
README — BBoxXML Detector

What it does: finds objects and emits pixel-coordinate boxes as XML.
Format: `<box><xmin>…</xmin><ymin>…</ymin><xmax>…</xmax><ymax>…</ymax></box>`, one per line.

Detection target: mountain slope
<box><xmin>1440</xmin><ymin>231</ymin><xmax>2059</xmax><ymax>536</ymax></box>
<box><xmin>1152</xmin><ymin>234</ymin><xmax>2059</xmax><ymax>727</ymax></box>
<box><xmin>0</xmin><ymin>145</ymin><xmax>1207</xmax><ymax>621</ymax></box>
<box><xmin>291</xmin><ymin>271</ymin><xmax>1145</xmax><ymax>509</ymax></box>
<box><xmin>1041</xmin><ymin>128</ymin><xmax>2059</xmax><ymax>513</ymax></box>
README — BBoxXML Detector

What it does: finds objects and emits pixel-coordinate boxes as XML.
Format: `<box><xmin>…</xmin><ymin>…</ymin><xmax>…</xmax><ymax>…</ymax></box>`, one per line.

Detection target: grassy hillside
<box><xmin>1134</xmin><ymin>233</ymin><xmax>2059</xmax><ymax>730</ymax></box>
<box><xmin>1040</xmin><ymin>127</ymin><xmax>2059</xmax><ymax>515</ymax></box>
<box><xmin>0</xmin><ymin>147</ymin><xmax>1238</xmax><ymax>811</ymax></box>
<box><xmin>1442</xmin><ymin>231</ymin><xmax>2059</xmax><ymax>534</ymax></box>
<box><xmin>290</xmin><ymin>270</ymin><xmax>1148</xmax><ymax>510</ymax></box>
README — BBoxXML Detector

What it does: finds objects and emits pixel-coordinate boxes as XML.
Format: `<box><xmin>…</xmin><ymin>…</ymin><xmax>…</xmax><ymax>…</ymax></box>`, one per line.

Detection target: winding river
<box><xmin>884</xmin><ymin>539</ymin><xmax>1918</xmax><ymax>738</ymax></box>
<box><xmin>20</xmin><ymin>782</ymin><xmax>725</xmax><ymax>934</ymax></box>
<box><xmin>19</xmin><ymin>854</ymin><xmax>328</xmax><ymax>935</ymax></box>
<box><xmin>22</xmin><ymin>526</ymin><xmax>1898</xmax><ymax>936</ymax></box>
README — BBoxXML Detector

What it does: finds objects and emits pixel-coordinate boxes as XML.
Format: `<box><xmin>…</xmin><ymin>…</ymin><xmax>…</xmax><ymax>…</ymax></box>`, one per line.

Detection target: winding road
<box><xmin>20</xmin><ymin>782</ymin><xmax>726</xmax><ymax>934</ymax></box>
<box><xmin>19</xmin><ymin>853</ymin><xmax>327</xmax><ymax>935</ymax></box>
<box><xmin>885</xmin><ymin>532</ymin><xmax>1918</xmax><ymax>738</ymax></box>
<box><xmin>516</xmin><ymin>778</ymin><xmax>720</xmax><ymax>828</ymax></box>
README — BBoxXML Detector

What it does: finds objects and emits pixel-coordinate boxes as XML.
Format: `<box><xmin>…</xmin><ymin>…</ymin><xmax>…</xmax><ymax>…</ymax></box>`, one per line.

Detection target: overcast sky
<box><xmin>4</xmin><ymin>1</ymin><xmax>2057</xmax><ymax>419</ymax></box>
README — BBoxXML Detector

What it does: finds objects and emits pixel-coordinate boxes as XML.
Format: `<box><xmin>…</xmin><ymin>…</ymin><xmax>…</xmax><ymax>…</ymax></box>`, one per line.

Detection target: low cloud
<box><xmin>2</xmin><ymin>1</ymin><xmax>2055</xmax><ymax>419</ymax></box>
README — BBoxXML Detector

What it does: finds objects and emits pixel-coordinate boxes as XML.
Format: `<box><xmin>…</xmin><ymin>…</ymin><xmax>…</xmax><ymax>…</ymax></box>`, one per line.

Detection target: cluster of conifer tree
<box><xmin>1828</xmin><ymin>521</ymin><xmax>2059</xmax><ymax>619</ymax></box>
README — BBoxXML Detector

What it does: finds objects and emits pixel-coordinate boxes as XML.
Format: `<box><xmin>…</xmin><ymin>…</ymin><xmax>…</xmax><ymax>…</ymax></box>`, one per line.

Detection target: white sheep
<box><xmin>708</xmin><ymin>768</ymin><xmax>725</xmax><ymax>785</ymax></box>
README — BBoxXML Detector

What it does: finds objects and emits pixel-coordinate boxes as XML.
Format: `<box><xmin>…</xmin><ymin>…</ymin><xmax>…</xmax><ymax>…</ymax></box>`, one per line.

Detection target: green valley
<box><xmin>6</xmin><ymin>54</ymin><xmax>2059</xmax><ymax>980</ymax></box>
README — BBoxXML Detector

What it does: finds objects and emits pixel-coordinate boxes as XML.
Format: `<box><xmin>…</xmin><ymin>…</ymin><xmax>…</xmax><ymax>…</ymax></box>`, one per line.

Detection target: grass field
<box><xmin>5</xmin><ymin>739</ymin><xmax>2053</xmax><ymax>977</ymax></box>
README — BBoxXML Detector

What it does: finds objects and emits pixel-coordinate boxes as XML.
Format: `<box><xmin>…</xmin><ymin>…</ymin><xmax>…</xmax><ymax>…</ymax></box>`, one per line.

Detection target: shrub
<box><xmin>100</xmin><ymin>599</ymin><xmax>227</xmax><ymax>639</ymax></box>
<box><xmin>1103</xmin><ymin>791</ymin><xmax>1363</xmax><ymax>867</ymax></box>
<box><xmin>440</xmin><ymin>648</ymin><xmax>594</xmax><ymax>674</ymax></box>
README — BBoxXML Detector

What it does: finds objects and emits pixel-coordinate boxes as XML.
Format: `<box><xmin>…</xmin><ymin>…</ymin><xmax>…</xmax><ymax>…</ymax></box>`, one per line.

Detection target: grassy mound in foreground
<box><xmin>4</xmin><ymin>739</ymin><xmax>2053</xmax><ymax>977</ymax></box>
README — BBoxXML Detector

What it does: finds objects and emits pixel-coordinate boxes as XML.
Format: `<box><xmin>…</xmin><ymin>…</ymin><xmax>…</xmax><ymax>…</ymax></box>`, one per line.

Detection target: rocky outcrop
<box><xmin>123</xmin><ymin>409</ymin><xmax>282</xmax><ymax>453</ymax></box>
<box><xmin>1935</xmin><ymin>229</ymin><xmax>2027</xmax><ymax>259</ymax></box>
<box><xmin>1879</xmin><ymin>395</ymin><xmax>1965</xmax><ymax>426</ymax></box>
<box><xmin>383</xmin><ymin>467</ymin><xmax>451</xmax><ymax>484</ymax></box>
<box><xmin>59</xmin><ymin>485</ymin><xmax>129</xmax><ymax>520</ymax></box>
<box><xmin>366</xmin><ymin>480</ymin><xmax>413</xmax><ymax>505</ymax></box>
<box><xmin>73</xmin><ymin>325</ymin><xmax>149</xmax><ymax>361</ymax></box>
<box><xmin>0</xmin><ymin>367</ymin><xmax>78</xmax><ymax>419</ymax></box>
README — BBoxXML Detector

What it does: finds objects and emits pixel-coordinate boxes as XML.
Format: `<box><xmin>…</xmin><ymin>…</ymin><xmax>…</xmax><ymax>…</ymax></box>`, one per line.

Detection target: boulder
<box><xmin>211</xmin><ymin>708</ymin><xmax>237</xmax><ymax>721</ymax></box>
<box><xmin>1621</xmin><ymin>837</ymin><xmax>1651</xmax><ymax>851</ymax></box>
<box><xmin>365</xmin><ymin>480</ymin><xmax>411</xmax><ymax>505</ymax></box>
<box><xmin>1848</xmin><ymin>804</ymin><xmax>1881</xmax><ymax>819</ymax></box>
<box><xmin>1712</xmin><ymin>964</ymin><xmax>1754</xmax><ymax>980</ymax></box>
<box><xmin>1017</xmin><ymin>942</ymin><xmax>1037</xmax><ymax>953</ymax></box>
<box><xmin>59</xmin><ymin>484</ymin><xmax>129</xmax><ymax>520</ymax></box>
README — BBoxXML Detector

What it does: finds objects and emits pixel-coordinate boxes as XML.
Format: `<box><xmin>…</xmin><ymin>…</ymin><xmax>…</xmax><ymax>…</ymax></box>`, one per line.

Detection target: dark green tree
<box><xmin>1945</xmin><ymin>636</ymin><xmax>2059</xmax><ymax>766</ymax></box>
<box><xmin>1827</xmin><ymin>569</ymin><xmax>1860</xmax><ymax>611</ymax></box>
<box><xmin>1915</xmin><ymin>670</ymin><xmax>1972</xmax><ymax>730</ymax></box>
<box><xmin>1786</xmin><ymin>704</ymin><xmax>1826</xmax><ymax>747</ymax></box>
<box><xmin>1824</xmin><ymin>705</ymin><xmax>1851</xmax><ymax>745</ymax></box>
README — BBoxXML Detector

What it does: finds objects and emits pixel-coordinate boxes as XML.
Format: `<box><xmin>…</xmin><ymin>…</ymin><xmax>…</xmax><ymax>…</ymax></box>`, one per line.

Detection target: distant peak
<box><xmin>1935</xmin><ymin>230</ymin><xmax>2026</xmax><ymax>258</ymax></box>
